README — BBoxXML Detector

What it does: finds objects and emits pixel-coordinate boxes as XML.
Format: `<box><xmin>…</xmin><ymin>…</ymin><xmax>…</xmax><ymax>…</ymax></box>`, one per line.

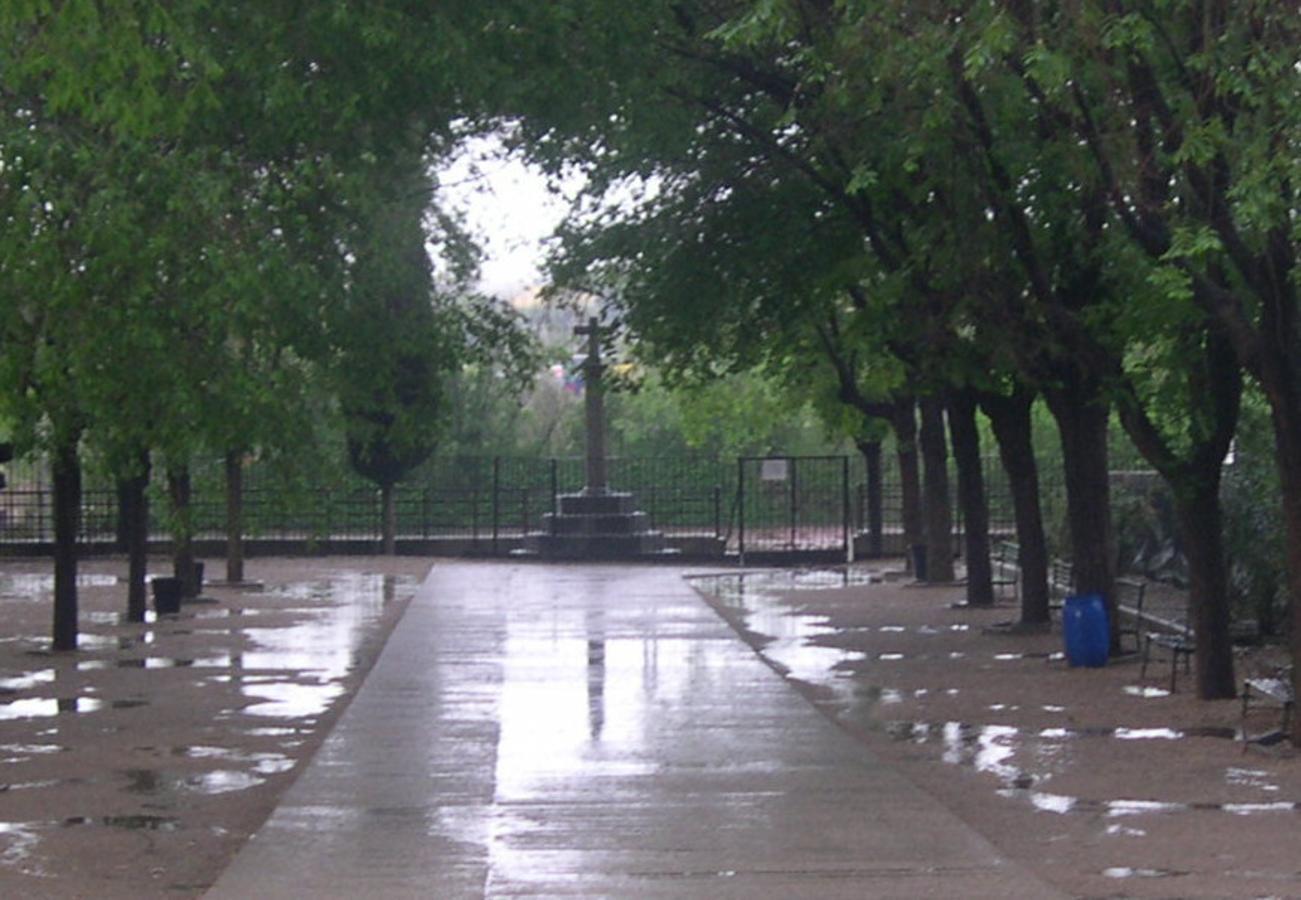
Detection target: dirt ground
<box><xmin>0</xmin><ymin>556</ymin><xmax>1297</xmax><ymax>898</ymax></box>
<box><xmin>690</xmin><ymin>566</ymin><xmax>1301</xmax><ymax>900</ymax></box>
<box><xmin>0</xmin><ymin>555</ymin><xmax>430</xmax><ymax>899</ymax></box>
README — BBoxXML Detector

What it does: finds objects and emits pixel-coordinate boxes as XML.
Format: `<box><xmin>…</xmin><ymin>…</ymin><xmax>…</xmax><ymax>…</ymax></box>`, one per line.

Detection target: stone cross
<box><xmin>574</xmin><ymin>317</ymin><xmax>608</xmax><ymax>495</ymax></box>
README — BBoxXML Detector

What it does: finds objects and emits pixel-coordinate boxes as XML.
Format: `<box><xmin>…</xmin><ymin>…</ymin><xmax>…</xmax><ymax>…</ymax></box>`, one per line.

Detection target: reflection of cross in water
<box><xmin>586</xmin><ymin>638</ymin><xmax>606</xmax><ymax>739</ymax></box>
<box><xmin>574</xmin><ymin>317</ymin><xmax>608</xmax><ymax>495</ymax></box>
<box><xmin>586</xmin><ymin>607</ymin><xmax>607</xmax><ymax>740</ymax></box>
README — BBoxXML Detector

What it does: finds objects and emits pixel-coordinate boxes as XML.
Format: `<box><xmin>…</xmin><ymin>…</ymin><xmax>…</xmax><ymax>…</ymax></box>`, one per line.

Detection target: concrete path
<box><xmin>205</xmin><ymin>562</ymin><xmax>1062</xmax><ymax>898</ymax></box>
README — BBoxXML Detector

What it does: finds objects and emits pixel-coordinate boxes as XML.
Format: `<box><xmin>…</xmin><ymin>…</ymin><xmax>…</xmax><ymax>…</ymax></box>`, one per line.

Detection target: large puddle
<box><xmin>689</xmin><ymin>567</ymin><xmax>1297</xmax><ymax>827</ymax></box>
<box><xmin>0</xmin><ymin>569</ymin><xmax>417</xmax><ymax>873</ymax></box>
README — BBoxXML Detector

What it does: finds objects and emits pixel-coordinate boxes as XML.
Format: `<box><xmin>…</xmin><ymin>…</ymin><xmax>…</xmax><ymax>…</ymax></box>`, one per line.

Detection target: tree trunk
<box><xmin>948</xmin><ymin>389</ymin><xmax>992</xmax><ymax>605</ymax></box>
<box><xmin>120</xmin><ymin>452</ymin><xmax>150</xmax><ymax>623</ymax></box>
<box><xmin>856</xmin><ymin>439</ymin><xmax>884</xmax><ymax>557</ymax></box>
<box><xmin>168</xmin><ymin>466</ymin><xmax>198</xmax><ymax>598</ymax></box>
<box><xmin>381</xmin><ymin>483</ymin><xmax>397</xmax><ymax>556</ymax></box>
<box><xmin>225</xmin><ymin>450</ymin><xmax>245</xmax><ymax>584</ymax></box>
<box><xmin>1044</xmin><ymin>385</ymin><xmax>1116</xmax><ymax>644</ymax></box>
<box><xmin>919</xmin><ymin>395</ymin><xmax>955</xmax><ymax>582</ymax></box>
<box><xmin>51</xmin><ymin>433</ymin><xmax>82</xmax><ymax>651</ymax></box>
<box><xmin>981</xmin><ymin>389</ymin><xmax>1050</xmax><ymax>626</ymax></box>
<box><xmin>1267</xmin><ymin>393</ymin><xmax>1301</xmax><ymax>743</ymax></box>
<box><xmin>892</xmin><ymin>397</ymin><xmax>924</xmax><ymax>569</ymax></box>
<box><xmin>1173</xmin><ymin>477</ymin><xmax>1237</xmax><ymax>699</ymax></box>
<box><xmin>114</xmin><ymin>481</ymin><xmax>131</xmax><ymax>551</ymax></box>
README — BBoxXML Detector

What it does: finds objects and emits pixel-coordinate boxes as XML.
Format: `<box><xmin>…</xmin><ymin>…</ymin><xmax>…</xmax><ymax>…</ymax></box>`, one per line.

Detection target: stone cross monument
<box><xmin>525</xmin><ymin>315</ymin><xmax>668</xmax><ymax>558</ymax></box>
<box><xmin>574</xmin><ymin>317</ymin><xmax>608</xmax><ymax>495</ymax></box>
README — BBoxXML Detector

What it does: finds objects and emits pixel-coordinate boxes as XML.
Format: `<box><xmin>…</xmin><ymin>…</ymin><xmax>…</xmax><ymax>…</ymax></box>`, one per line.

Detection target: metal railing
<box><xmin>0</xmin><ymin>451</ymin><xmax>1080</xmax><ymax>558</ymax></box>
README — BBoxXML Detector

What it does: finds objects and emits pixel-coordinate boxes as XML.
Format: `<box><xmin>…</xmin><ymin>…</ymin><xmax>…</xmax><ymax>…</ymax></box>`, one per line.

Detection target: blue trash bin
<box><xmin>1063</xmin><ymin>593</ymin><xmax>1109</xmax><ymax>667</ymax></box>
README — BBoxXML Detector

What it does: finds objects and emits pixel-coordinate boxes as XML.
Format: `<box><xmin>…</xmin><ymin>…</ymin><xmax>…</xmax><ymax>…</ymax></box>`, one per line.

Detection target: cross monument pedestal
<box><xmin>526</xmin><ymin>317</ymin><xmax>671</xmax><ymax>560</ymax></box>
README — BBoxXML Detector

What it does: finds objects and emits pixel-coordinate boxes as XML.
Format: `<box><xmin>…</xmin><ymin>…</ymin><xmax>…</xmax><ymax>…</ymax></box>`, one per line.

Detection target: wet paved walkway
<box><xmin>205</xmin><ymin>562</ymin><xmax>1062</xmax><ymax>898</ymax></box>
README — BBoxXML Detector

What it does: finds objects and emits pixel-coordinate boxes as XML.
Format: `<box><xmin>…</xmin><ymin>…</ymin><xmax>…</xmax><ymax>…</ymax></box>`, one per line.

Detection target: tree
<box><xmin>940</xmin><ymin>1</ymin><xmax>1252</xmax><ymax>692</ymax></box>
<box><xmin>0</xmin><ymin>0</ymin><xmax>543</xmax><ymax>641</ymax></box>
<box><xmin>334</xmin><ymin>156</ymin><xmax>452</xmax><ymax>555</ymax></box>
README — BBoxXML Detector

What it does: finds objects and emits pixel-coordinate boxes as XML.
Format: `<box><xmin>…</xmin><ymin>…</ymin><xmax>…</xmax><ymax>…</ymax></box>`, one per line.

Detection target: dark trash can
<box><xmin>174</xmin><ymin>560</ymin><xmax>205</xmax><ymax>598</ymax></box>
<box><xmin>1063</xmin><ymin>593</ymin><xmax>1109</xmax><ymax>667</ymax></box>
<box><xmin>910</xmin><ymin>544</ymin><xmax>928</xmax><ymax>581</ymax></box>
<box><xmin>151</xmin><ymin>576</ymin><xmax>183</xmax><ymax>615</ymax></box>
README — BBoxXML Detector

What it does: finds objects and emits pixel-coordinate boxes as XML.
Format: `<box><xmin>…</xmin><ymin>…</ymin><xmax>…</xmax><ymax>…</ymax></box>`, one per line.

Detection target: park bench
<box><xmin>1048</xmin><ymin>559</ymin><xmax>1074</xmax><ymax>611</ymax></box>
<box><xmin>1139</xmin><ymin>591</ymin><xmax>1259</xmax><ymax>692</ymax></box>
<box><xmin>1114</xmin><ymin>577</ymin><xmax>1147</xmax><ymax>655</ymax></box>
<box><xmin>1140</xmin><ymin>622</ymin><xmax>1193</xmax><ymax>692</ymax></box>
<box><xmin>1241</xmin><ymin>669</ymin><xmax>1294</xmax><ymax>739</ymax></box>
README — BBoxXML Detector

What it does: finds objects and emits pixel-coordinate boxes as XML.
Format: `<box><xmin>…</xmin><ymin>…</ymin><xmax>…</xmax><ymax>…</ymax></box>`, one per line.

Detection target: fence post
<box><xmin>789</xmin><ymin>457</ymin><xmax>798</xmax><ymax>550</ymax></box>
<box><xmin>737</xmin><ymin>457</ymin><xmax>746</xmax><ymax>565</ymax></box>
<box><xmin>471</xmin><ymin>476</ymin><xmax>479</xmax><ymax>543</ymax></box>
<box><xmin>842</xmin><ymin>455</ymin><xmax>852</xmax><ymax>563</ymax></box>
<box><xmin>491</xmin><ymin>457</ymin><xmax>500</xmax><ymax>556</ymax></box>
<box><xmin>713</xmin><ymin>485</ymin><xmax>721</xmax><ymax>540</ymax></box>
<box><xmin>549</xmin><ymin>458</ymin><xmax>558</xmax><ymax>519</ymax></box>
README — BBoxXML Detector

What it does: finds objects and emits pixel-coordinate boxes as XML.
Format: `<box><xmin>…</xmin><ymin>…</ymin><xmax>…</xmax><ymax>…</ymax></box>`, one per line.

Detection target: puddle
<box><xmin>887</xmin><ymin>720</ymin><xmax>1242</xmax><ymax>749</ymax></box>
<box><xmin>1103</xmin><ymin>866</ymin><xmax>1188</xmax><ymax>879</ymax></box>
<box><xmin>1227</xmin><ymin>767</ymin><xmax>1281</xmax><ymax>792</ymax></box>
<box><xmin>0</xmin><ymin>569</ymin><xmax>415</xmax><ymax>877</ymax></box>
<box><xmin>0</xmin><ymin>670</ymin><xmax>56</xmax><ymax>692</ymax></box>
<box><xmin>0</xmin><ymin>697</ymin><xmax>104</xmax><ymax>720</ymax></box>
<box><xmin>191</xmin><ymin>607</ymin><xmax>263</xmax><ymax>620</ymax></box>
<box><xmin>63</xmin><ymin>815</ymin><xmax>180</xmax><ymax>831</ymax></box>
<box><xmin>110</xmin><ymin>658</ymin><xmax>195</xmax><ymax>669</ymax></box>
<box><xmin>241</xmin><ymin>727</ymin><xmax>300</xmax><ymax>738</ymax></box>
<box><xmin>0</xmin><ymin>574</ymin><xmax>118</xmax><ymax>599</ymax></box>
<box><xmin>4</xmin><ymin>779</ymin><xmax>65</xmax><ymax>792</ymax></box>
<box><xmin>0</xmin><ymin>743</ymin><xmax>68</xmax><ymax>763</ymax></box>
<box><xmin>999</xmin><ymin>789</ymin><xmax>1301</xmax><ymax>818</ymax></box>
<box><xmin>239</xmin><ymin>680</ymin><xmax>343</xmax><ymax>719</ymax></box>
<box><xmin>0</xmin><ymin>822</ymin><xmax>44</xmax><ymax>873</ymax></box>
<box><xmin>693</xmin><ymin>566</ymin><xmax>1294</xmax><ymax>834</ymax></box>
<box><xmin>118</xmin><ymin>750</ymin><xmax>295</xmax><ymax>796</ymax></box>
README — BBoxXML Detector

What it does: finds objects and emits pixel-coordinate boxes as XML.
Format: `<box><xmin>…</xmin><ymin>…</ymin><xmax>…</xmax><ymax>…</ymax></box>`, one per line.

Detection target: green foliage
<box><xmin>608</xmin><ymin>370</ymin><xmax>842</xmax><ymax>458</ymax></box>
<box><xmin>0</xmin><ymin>0</ymin><xmax>542</xmax><ymax>498</ymax></box>
<box><xmin>1222</xmin><ymin>395</ymin><xmax>1288</xmax><ymax>632</ymax></box>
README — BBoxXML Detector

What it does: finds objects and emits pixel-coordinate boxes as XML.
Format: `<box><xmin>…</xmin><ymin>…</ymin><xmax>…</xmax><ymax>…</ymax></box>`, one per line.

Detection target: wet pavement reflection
<box><xmin>0</xmin><ymin>567</ymin><xmax>418</xmax><ymax>882</ymax></box>
<box><xmin>206</xmin><ymin>562</ymin><xmax>1067</xmax><ymax>899</ymax></box>
<box><xmin>690</xmin><ymin>567</ymin><xmax>1301</xmax><ymax>829</ymax></box>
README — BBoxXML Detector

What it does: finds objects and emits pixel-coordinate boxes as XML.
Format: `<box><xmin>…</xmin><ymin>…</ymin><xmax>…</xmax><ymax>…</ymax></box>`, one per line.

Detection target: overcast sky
<box><xmin>437</xmin><ymin>136</ymin><xmax>577</xmax><ymax>301</ymax></box>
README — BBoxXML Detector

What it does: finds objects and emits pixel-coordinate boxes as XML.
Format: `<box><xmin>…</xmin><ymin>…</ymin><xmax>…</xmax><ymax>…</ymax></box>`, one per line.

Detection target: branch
<box><xmin>815</xmin><ymin>317</ymin><xmax>894</xmax><ymax>422</ymax></box>
<box><xmin>663</xmin><ymin>86</ymin><xmax>904</xmax><ymax>272</ymax></box>
<box><xmin>1070</xmin><ymin>81</ymin><xmax>1170</xmax><ymax>257</ymax></box>
<box><xmin>950</xmin><ymin>61</ymin><xmax>1054</xmax><ymax>307</ymax></box>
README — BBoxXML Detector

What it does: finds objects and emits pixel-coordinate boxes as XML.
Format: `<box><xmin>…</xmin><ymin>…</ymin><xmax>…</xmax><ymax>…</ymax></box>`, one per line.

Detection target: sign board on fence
<box><xmin>760</xmin><ymin>459</ymin><xmax>789</xmax><ymax>482</ymax></box>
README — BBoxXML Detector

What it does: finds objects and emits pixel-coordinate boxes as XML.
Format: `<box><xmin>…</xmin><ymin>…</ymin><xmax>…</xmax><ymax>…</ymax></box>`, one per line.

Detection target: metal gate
<box><xmin>735</xmin><ymin>456</ymin><xmax>850</xmax><ymax>560</ymax></box>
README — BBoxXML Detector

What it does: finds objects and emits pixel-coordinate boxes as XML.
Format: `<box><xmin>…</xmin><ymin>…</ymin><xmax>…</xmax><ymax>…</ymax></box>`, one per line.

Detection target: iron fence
<box><xmin>735</xmin><ymin>456</ymin><xmax>850</xmax><ymax>555</ymax></box>
<box><xmin>0</xmin><ymin>454</ymin><xmax>733</xmax><ymax>548</ymax></box>
<box><xmin>0</xmin><ymin>450</ymin><xmax>1084</xmax><ymax>558</ymax></box>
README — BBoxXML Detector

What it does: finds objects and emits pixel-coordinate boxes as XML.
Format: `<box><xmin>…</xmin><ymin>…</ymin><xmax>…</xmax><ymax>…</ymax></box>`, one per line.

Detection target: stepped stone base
<box><xmin>525</xmin><ymin>491</ymin><xmax>675</xmax><ymax>560</ymax></box>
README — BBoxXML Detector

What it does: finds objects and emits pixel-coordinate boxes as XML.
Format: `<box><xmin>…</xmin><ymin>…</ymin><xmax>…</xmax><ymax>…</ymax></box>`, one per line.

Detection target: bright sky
<box><xmin>436</xmin><ymin>135</ymin><xmax>578</xmax><ymax>301</ymax></box>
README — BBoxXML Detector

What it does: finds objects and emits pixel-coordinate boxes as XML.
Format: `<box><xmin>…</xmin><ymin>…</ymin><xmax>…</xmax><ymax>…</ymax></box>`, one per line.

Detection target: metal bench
<box><xmin>1114</xmin><ymin>577</ymin><xmax>1147</xmax><ymax>655</ymax></box>
<box><xmin>1242</xmin><ymin>671</ymin><xmax>1294</xmax><ymax>738</ymax></box>
<box><xmin>1140</xmin><ymin>628</ymin><xmax>1193</xmax><ymax>692</ymax></box>
<box><xmin>1048</xmin><ymin>559</ymin><xmax>1074</xmax><ymax>612</ymax></box>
